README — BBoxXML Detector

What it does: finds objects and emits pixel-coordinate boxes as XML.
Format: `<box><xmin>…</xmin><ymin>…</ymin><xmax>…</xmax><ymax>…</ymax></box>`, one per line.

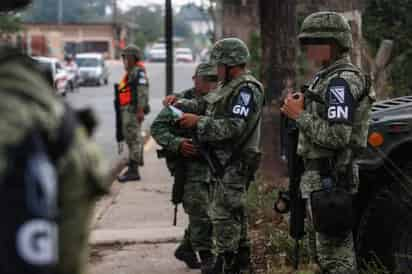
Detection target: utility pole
<box><xmin>113</xmin><ymin>0</ymin><xmax>119</xmax><ymax>59</ymax></box>
<box><xmin>113</xmin><ymin>0</ymin><xmax>118</xmax><ymax>24</ymax></box>
<box><xmin>165</xmin><ymin>0</ymin><xmax>174</xmax><ymax>95</ymax></box>
<box><xmin>58</xmin><ymin>0</ymin><xmax>63</xmax><ymax>24</ymax></box>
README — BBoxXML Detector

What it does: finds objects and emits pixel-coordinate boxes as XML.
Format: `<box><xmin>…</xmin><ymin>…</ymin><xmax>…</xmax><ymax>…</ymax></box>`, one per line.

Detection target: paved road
<box><xmin>66</xmin><ymin>61</ymin><xmax>196</xmax><ymax>164</ymax></box>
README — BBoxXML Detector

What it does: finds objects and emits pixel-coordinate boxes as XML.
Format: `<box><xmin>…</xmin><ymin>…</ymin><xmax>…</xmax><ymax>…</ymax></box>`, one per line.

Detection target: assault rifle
<box><xmin>156</xmin><ymin>148</ymin><xmax>184</xmax><ymax>226</ymax></box>
<box><xmin>165</xmin><ymin>105</ymin><xmax>225</xmax><ymax>225</ymax></box>
<box><xmin>113</xmin><ymin>84</ymin><xmax>124</xmax><ymax>154</ymax></box>
<box><xmin>274</xmin><ymin>93</ymin><xmax>306</xmax><ymax>269</ymax></box>
<box><xmin>287</xmin><ymin>119</ymin><xmax>305</xmax><ymax>269</ymax></box>
<box><xmin>168</xmin><ymin>105</ymin><xmax>224</xmax><ymax>183</ymax></box>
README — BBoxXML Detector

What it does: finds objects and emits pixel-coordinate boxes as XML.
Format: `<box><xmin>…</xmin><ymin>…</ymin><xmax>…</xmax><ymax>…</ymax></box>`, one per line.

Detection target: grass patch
<box><xmin>247</xmin><ymin>175</ymin><xmax>318</xmax><ymax>274</ymax></box>
<box><xmin>359</xmin><ymin>254</ymin><xmax>390</xmax><ymax>274</ymax></box>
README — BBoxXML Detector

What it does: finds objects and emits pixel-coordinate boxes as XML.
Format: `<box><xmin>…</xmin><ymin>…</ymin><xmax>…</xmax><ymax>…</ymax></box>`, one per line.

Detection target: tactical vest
<box><xmin>299</xmin><ymin>60</ymin><xmax>375</xmax><ymax>167</ymax></box>
<box><xmin>204</xmin><ymin>73</ymin><xmax>264</xmax><ymax>155</ymax></box>
<box><xmin>118</xmin><ymin>62</ymin><xmax>148</xmax><ymax>106</ymax></box>
<box><xmin>0</xmin><ymin>51</ymin><xmax>76</xmax><ymax>274</ymax></box>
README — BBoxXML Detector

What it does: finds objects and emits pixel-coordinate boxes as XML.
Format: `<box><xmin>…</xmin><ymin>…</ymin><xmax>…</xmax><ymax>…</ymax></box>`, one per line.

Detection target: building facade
<box><xmin>22</xmin><ymin>22</ymin><xmax>137</xmax><ymax>60</ymax></box>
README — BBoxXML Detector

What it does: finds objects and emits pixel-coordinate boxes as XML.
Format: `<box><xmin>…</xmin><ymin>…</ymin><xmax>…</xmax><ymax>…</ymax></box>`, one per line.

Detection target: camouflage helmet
<box><xmin>210</xmin><ymin>38</ymin><xmax>250</xmax><ymax>66</ymax></box>
<box><xmin>0</xmin><ymin>0</ymin><xmax>31</xmax><ymax>12</ymax></box>
<box><xmin>195</xmin><ymin>63</ymin><xmax>217</xmax><ymax>78</ymax></box>
<box><xmin>298</xmin><ymin>11</ymin><xmax>353</xmax><ymax>50</ymax></box>
<box><xmin>121</xmin><ymin>44</ymin><xmax>141</xmax><ymax>60</ymax></box>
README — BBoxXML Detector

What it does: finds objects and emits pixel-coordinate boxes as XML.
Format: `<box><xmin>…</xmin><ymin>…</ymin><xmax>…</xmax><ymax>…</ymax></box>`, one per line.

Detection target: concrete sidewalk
<box><xmin>89</xmin><ymin>138</ymin><xmax>198</xmax><ymax>274</ymax></box>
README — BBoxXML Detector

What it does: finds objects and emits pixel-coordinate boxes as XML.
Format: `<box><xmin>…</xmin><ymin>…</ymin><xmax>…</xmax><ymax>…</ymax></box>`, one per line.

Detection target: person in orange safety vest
<box><xmin>117</xmin><ymin>44</ymin><xmax>149</xmax><ymax>182</ymax></box>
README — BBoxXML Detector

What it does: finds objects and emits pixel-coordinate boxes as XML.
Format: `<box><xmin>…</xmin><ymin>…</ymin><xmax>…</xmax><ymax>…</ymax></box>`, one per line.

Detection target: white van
<box><xmin>76</xmin><ymin>53</ymin><xmax>109</xmax><ymax>86</ymax></box>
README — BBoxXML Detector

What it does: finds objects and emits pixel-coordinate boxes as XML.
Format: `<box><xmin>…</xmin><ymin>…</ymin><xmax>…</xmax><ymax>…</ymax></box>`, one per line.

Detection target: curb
<box><xmin>89</xmin><ymin>227</ymin><xmax>183</xmax><ymax>246</ymax></box>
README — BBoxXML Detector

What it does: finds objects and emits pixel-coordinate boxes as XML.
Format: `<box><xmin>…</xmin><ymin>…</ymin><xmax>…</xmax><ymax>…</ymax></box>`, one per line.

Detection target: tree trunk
<box><xmin>259</xmin><ymin>0</ymin><xmax>297</xmax><ymax>102</ymax></box>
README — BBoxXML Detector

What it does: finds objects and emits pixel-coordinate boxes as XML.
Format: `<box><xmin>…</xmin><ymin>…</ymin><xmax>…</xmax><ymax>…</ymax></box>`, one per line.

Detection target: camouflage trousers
<box><xmin>121</xmin><ymin>106</ymin><xmax>143</xmax><ymax>165</ymax></box>
<box><xmin>182</xmin><ymin>179</ymin><xmax>213</xmax><ymax>252</ymax></box>
<box><xmin>301</xmin><ymin>170</ymin><xmax>357</xmax><ymax>273</ymax></box>
<box><xmin>210</xmin><ymin>162</ymin><xmax>250</xmax><ymax>254</ymax></box>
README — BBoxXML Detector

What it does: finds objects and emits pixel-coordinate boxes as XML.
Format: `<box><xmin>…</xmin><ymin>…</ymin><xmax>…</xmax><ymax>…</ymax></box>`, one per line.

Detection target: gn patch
<box><xmin>231</xmin><ymin>86</ymin><xmax>253</xmax><ymax>118</ymax></box>
<box><xmin>138</xmin><ymin>71</ymin><xmax>147</xmax><ymax>85</ymax></box>
<box><xmin>325</xmin><ymin>78</ymin><xmax>354</xmax><ymax>124</ymax></box>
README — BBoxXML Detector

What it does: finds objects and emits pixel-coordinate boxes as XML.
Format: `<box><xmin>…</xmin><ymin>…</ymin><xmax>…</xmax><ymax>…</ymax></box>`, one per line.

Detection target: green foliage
<box><xmin>364</xmin><ymin>0</ymin><xmax>412</xmax><ymax>95</ymax></box>
<box><xmin>135</xmin><ymin>32</ymin><xmax>147</xmax><ymax>51</ymax></box>
<box><xmin>124</xmin><ymin>5</ymin><xmax>163</xmax><ymax>46</ymax></box>
<box><xmin>125</xmin><ymin>4</ymin><xmax>195</xmax><ymax>51</ymax></box>
<box><xmin>247</xmin><ymin>178</ymin><xmax>316</xmax><ymax>273</ymax></box>
<box><xmin>359</xmin><ymin>254</ymin><xmax>390</xmax><ymax>274</ymax></box>
<box><xmin>0</xmin><ymin>14</ymin><xmax>23</xmax><ymax>34</ymax></box>
<box><xmin>173</xmin><ymin>16</ymin><xmax>193</xmax><ymax>39</ymax></box>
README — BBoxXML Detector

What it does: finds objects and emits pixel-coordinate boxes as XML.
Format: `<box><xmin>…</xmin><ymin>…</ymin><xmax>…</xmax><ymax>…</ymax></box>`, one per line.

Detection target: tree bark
<box><xmin>259</xmin><ymin>0</ymin><xmax>297</xmax><ymax>102</ymax></box>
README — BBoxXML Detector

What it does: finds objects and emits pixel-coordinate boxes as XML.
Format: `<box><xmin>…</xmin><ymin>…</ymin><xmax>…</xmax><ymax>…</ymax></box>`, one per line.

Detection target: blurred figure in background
<box><xmin>117</xmin><ymin>44</ymin><xmax>149</xmax><ymax>183</ymax></box>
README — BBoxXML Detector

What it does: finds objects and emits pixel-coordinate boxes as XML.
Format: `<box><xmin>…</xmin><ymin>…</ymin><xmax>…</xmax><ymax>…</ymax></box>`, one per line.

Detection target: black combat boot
<box><xmin>237</xmin><ymin>245</ymin><xmax>251</xmax><ymax>272</ymax></box>
<box><xmin>174</xmin><ymin>242</ymin><xmax>200</xmax><ymax>269</ymax></box>
<box><xmin>199</xmin><ymin>250</ymin><xmax>215</xmax><ymax>274</ymax></box>
<box><xmin>209</xmin><ymin>253</ymin><xmax>224</xmax><ymax>274</ymax></box>
<box><xmin>117</xmin><ymin>160</ymin><xmax>141</xmax><ymax>183</ymax></box>
<box><xmin>223</xmin><ymin>251</ymin><xmax>240</xmax><ymax>274</ymax></box>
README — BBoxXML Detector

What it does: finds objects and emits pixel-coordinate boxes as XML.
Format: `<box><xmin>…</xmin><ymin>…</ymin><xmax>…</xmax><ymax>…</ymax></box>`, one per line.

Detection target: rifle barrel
<box><xmin>173</xmin><ymin>205</ymin><xmax>178</xmax><ymax>226</ymax></box>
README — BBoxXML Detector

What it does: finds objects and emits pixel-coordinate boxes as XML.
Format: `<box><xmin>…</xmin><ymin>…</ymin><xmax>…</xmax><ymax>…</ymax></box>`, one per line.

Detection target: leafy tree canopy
<box><xmin>123</xmin><ymin>4</ymin><xmax>164</xmax><ymax>45</ymax></box>
<box><xmin>0</xmin><ymin>14</ymin><xmax>23</xmax><ymax>34</ymax></box>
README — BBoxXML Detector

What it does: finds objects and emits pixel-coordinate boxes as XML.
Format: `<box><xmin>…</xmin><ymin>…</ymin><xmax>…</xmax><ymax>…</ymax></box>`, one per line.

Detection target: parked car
<box><xmin>148</xmin><ymin>43</ymin><xmax>166</xmax><ymax>62</ymax></box>
<box><xmin>33</xmin><ymin>56</ymin><xmax>71</xmax><ymax>96</ymax></box>
<box><xmin>175</xmin><ymin>48</ymin><xmax>194</xmax><ymax>63</ymax></box>
<box><xmin>76</xmin><ymin>53</ymin><xmax>109</xmax><ymax>86</ymax></box>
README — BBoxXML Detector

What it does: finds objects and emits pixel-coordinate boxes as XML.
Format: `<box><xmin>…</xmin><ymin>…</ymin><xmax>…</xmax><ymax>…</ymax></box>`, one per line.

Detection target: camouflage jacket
<box><xmin>176</xmin><ymin>87</ymin><xmax>196</xmax><ymax>100</ymax></box>
<box><xmin>151</xmin><ymin>88</ymin><xmax>211</xmax><ymax>183</ymax></box>
<box><xmin>297</xmin><ymin>55</ymin><xmax>374</xmax><ymax>194</ymax></box>
<box><xmin>178</xmin><ymin>72</ymin><xmax>264</xmax><ymax>171</ymax></box>
<box><xmin>0</xmin><ymin>48</ymin><xmax>107</xmax><ymax>274</ymax></box>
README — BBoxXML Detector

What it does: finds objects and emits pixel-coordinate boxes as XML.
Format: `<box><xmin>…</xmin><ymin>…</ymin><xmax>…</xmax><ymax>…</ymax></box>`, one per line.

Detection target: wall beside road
<box><xmin>22</xmin><ymin>23</ymin><xmax>116</xmax><ymax>59</ymax></box>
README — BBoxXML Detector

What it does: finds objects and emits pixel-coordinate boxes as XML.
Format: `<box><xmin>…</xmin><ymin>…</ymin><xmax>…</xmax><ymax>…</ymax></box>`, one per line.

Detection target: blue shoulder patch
<box><xmin>325</xmin><ymin>77</ymin><xmax>354</xmax><ymax>124</ymax></box>
<box><xmin>231</xmin><ymin>86</ymin><xmax>254</xmax><ymax>118</ymax></box>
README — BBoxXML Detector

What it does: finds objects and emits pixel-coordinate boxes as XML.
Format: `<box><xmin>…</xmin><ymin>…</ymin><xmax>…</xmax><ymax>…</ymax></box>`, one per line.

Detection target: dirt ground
<box><xmin>250</xmin><ymin>102</ymin><xmax>289</xmax><ymax>273</ymax></box>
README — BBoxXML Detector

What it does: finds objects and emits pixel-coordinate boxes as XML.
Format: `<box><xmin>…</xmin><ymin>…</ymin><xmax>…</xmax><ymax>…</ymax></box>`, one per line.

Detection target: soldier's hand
<box><xmin>136</xmin><ymin>109</ymin><xmax>145</xmax><ymax>123</ymax></box>
<box><xmin>281</xmin><ymin>92</ymin><xmax>304</xmax><ymax>120</ymax></box>
<box><xmin>180</xmin><ymin>139</ymin><xmax>197</xmax><ymax>157</ymax></box>
<box><xmin>179</xmin><ymin>113</ymin><xmax>200</xmax><ymax>128</ymax></box>
<box><xmin>163</xmin><ymin>95</ymin><xmax>177</xmax><ymax>106</ymax></box>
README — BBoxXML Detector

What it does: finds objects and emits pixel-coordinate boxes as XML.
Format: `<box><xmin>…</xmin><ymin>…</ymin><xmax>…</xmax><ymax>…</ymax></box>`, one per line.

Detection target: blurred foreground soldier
<box><xmin>281</xmin><ymin>12</ymin><xmax>374</xmax><ymax>273</ymax></box>
<box><xmin>0</xmin><ymin>3</ymin><xmax>108</xmax><ymax>274</ymax></box>
<box><xmin>117</xmin><ymin>44</ymin><xmax>149</xmax><ymax>182</ymax></box>
<box><xmin>178</xmin><ymin>38</ymin><xmax>264</xmax><ymax>274</ymax></box>
<box><xmin>151</xmin><ymin>63</ymin><xmax>218</xmax><ymax>272</ymax></box>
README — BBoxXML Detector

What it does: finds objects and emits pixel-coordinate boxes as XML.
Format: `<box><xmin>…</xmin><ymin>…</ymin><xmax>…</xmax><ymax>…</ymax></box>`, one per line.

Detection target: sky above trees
<box><xmin>118</xmin><ymin>0</ymin><xmax>205</xmax><ymax>10</ymax></box>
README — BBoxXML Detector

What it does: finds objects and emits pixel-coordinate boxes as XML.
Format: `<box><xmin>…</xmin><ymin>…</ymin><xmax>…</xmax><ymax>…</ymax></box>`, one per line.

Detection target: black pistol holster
<box><xmin>310</xmin><ymin>159</ymin><xmax>355</xmax><ymax>237</ymax></box>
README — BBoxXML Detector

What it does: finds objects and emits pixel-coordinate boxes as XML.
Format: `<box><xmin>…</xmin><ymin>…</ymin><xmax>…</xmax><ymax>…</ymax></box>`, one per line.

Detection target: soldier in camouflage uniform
<box><xmin>0</xmin><ymin>2</ymin><xmax>107</xmax><ymax>274</ymax></box>
<box><xmin>281</xmin><ymin>12</ymin><xmax>374</xmax><ymax>274</ymax></box>
<box><xmin>151</xmin><ymin>63</ymin><xmax>218</xmax><ymax>272</ymax></box>
<box><xmin>177</xmin><ymin>38</ymin><xmax>264</xmax><ymax>274</ymax></box>
<box><xmin>117</xmin><ymin>44</ymin><xmax>149</xmax><ymax>182</ymax></box>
